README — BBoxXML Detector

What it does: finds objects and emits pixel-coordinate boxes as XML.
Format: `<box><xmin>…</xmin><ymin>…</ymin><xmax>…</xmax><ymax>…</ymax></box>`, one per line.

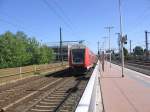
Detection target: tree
<box><xmin>123</xmin><ymin>47</ymin><xmax>128</xmax><ymax>57</ymax></box>
<box><xmin>0</xmin><ymin>31</ymin><xmax>16</xmax><ymax>68</ymax></box>
<box><xmin>38</xmin><ymin>45</ymin><xmax>54</xmax><ymax>64</ymax></box>
<box><xmin>0</xmin><ymin>31</ymin><xmax>54</xmax><ymax>68</ymax></box>
<box><xmin>26</xmin><ymin>37</ymin><xmax>40</xmax><ymax>64</ymax></box>
<box><xmin>123</xmin><ymin>47</ymin><xmax>128</xmax><ymax>60</ymax></box>
<box><xmin>133</xmin><ymin>46</ymin><xmax>144</xmax><ymax>55</ymax></box>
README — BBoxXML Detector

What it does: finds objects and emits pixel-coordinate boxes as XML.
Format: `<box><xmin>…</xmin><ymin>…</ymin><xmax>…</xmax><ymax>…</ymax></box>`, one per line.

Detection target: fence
<box><xmin>0</xmin><ymin>62</ymin><xmax>68</xmax><ymax>77</ymax></box>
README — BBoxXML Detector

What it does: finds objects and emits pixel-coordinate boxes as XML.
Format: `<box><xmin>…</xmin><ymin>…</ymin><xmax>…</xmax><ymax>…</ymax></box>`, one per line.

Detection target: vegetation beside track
<box><xmin>0</xmin><ymin>31</ymin><xmax>55</xmax><ymax>69</ymax></box>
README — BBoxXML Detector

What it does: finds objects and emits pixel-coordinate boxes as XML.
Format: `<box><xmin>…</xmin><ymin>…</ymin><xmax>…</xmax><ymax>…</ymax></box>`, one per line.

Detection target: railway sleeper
<box><xmin>47</xmin><ymin>96</ymin><xmax>65</xmax><ymax>99</ymax></box>
<box><xmin>31</xmin><ymin>106</ymin><xmax>56</xmax><ymax>112</ymax></box>
<box><xmin>36</xmin><ymin>104</ymin><xmax>58</xmax><ymax>108</ymax></box>
<box><xmin>33</xmin><ymin>105</ymin><xmax>57</xmax><ymax>109</ymax></box>
<box><xmin>53</xmin><ymin>92</ymin><xmax>66</xmax><ymax>94</ymax></box>
<box><xmin>31</xmin><ymin>104</ymin><xmax>57</xmax><ymax>109</ymax></box>
<box><xmin>30</xmin><ymin>108</ymin><xmax>54</xmax><ymax>112</ymax></box>
<box><xmin>35</xmin><ymin>105</ymin><xmax>55</xmax><ymax>108</ymax></box>
<box><xmin>59</xmin><ymin>110</ymin><xmax>70</xmax><ymax>112</ymax></box>
<box><xmin>43</xmin><ymin>98</ymin><xmax>63</xmax><ymax>102</ymax></box>
<box><xmin>39</xmin><ymin>101</ymin><xmax>58</xmax><ymax>105</ymax></box>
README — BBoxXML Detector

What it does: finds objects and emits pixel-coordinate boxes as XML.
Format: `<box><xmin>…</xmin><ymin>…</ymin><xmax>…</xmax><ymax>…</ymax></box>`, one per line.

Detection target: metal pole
<box><xmin>105</xmin><ymin>27</ymin><xmax>114</xmax><ymax>68</ymax></box>
<box><xmin>60</xmin><ymin>27</ymin><xmax>63</xmax><ymax>64</ymax></box>
<box><xmin>145</xmin><ymin>31</ymin><xmax>148</xmax><ymax>52</ymax></box>
<box><xmin>103</xmin><ymin>37</ymin><xmax>107</xmax><ymax>63</ymax></box>
<box><xmin>119</xmin><ymin>0</ymin><xmax>124</xmax><ymax>77</ymax></box>
<box><xmin>103</xmin><ymin>38</ymin><xmax>106</xmax><ymax>53</ymax></box>
<box><xmin>98</xmin><ymin>41</ymin><xmax>100</xmax><ymax>57</ymax></box>
<box><xmin>130</xmin><ymin>40</ymin><xmax>131</xmax><ymax>54</ymax></box>
<box><xmin>102</xmin><ymin>51</ymin><xmax>105</xmax><ymax>72</ymax></box>
<box><xmin>145</xmin><ymin>31</ymin><xmax>149</xmax><ymax>59</ymax></box>
<box><xmin>109</xmin><ymin>28</ymin><xmax>111</xmax><ymax>68</ymax></box>
<box><xmin>145</xmin><ymin>31</ymin><xmax>150</xmax><ymax>59</ymax></box>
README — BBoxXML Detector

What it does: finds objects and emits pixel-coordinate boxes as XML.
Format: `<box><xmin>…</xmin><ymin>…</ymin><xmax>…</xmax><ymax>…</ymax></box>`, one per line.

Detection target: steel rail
<box><xmin>53</xmin><ymin>80</ymin><xmax>81</xmax><ymax>112</ymax></box>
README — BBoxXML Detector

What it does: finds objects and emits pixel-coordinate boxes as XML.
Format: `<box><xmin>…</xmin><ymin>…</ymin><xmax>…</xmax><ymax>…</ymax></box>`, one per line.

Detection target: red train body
<box><xmin>69</xmin><ymin>44</ymin><xmax>96</xmax><ymax>71</ymax></box>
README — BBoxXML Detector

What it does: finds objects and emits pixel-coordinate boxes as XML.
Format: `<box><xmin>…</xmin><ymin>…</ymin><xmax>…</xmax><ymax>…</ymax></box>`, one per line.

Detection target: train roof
<box><xmin>71</xmin><ymin>44</ymin><xmax>86</xmax><ymax>49</ymax></box>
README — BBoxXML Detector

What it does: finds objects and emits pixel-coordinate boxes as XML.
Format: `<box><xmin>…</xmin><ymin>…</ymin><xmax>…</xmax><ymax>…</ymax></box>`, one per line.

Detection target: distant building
<box><xmin>49</xmin><ymin>44</ymin><xmax>70</xmax><ymax>61</ymax></box>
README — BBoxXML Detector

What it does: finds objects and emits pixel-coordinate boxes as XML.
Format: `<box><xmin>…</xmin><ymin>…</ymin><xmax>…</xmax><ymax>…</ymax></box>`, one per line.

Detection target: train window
<box><xmin>72</xmin><ymin>49</ymin><xmax>85</xmax><ymax>64</ymax></box>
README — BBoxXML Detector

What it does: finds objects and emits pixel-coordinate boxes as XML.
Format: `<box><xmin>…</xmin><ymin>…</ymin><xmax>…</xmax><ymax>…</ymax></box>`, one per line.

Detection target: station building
<box><xmin>49</xmin><ymin>44</ymin><xmax>70</xmax><ymax>61</ymax></box>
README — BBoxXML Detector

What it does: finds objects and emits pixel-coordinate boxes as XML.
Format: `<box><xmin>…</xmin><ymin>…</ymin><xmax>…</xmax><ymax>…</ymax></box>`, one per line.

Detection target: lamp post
<box><xmin>119</xmin><ymin>0</ymin><xmax>124</xmax><ymax>77</ymax></box>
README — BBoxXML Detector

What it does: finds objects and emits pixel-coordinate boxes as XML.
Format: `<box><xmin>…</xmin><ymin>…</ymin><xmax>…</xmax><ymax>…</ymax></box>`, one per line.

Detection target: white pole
<box><xmin>119</xmin><ymin>0</ymin><xmax>124</xmax><ymax>77</ymax></box>
<box><xmin>109</xmin><ymin>28</ymin><xmax>111</xmax><ymax>68</ymax></box>
<box><xmin>104</xmin><ymin>27</ymin><xmax>114</xmax><ymax>68</ymax></box>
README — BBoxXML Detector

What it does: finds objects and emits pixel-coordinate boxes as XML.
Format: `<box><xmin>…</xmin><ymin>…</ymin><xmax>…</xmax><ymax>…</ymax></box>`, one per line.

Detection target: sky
<box><xmin>0</xmin><ymin>0</ymin><xmax>150</xmax><ymax>53</ymax></box>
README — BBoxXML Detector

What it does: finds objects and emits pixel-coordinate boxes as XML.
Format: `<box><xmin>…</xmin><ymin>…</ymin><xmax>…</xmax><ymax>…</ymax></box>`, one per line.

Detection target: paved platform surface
<box><xmin>100</xmin><ymin>62</ymin><xmax>150</xmax><ymax>112</ymax></box>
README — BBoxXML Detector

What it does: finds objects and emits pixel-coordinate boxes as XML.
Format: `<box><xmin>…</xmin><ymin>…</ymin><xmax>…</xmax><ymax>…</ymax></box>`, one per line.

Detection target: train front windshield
<box><xmin>72</xmin><ymin>49</ymin><xmax>85</xmax><ymax>64</ymax></box>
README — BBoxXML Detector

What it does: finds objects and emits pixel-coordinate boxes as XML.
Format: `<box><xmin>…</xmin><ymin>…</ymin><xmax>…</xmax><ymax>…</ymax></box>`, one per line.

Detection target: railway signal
<box><xmin>121</xmin><ymin>34</ymin><xmax>127</xmax><ymax>44</ymax></box>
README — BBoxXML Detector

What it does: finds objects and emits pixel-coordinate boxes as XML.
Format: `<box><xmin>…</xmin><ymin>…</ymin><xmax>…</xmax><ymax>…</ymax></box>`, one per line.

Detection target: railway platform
<box><xmin>75</xmin><ymin>61</ymin><xmax>150</xmax><ymax>112</ymax></box>
<box><xmin>100</xmin><ymin>62</ymin><xmax>150</xmax><ymax>112</ymax></box>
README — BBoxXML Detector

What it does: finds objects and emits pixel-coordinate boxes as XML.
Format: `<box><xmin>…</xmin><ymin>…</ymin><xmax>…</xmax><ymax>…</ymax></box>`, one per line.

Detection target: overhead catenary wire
<box><xmin>0</xmin><ymin>11</ymin><xmax>24</xmax><ymax>25</ymax></box>
<box><xmin>42</xmin><ymin>0</ymin><xmax>73</xmax><ymax>31</ymax></box>
<box><xmin>125</xmin><ymin>4</ymin><xmax>150</xmax><ymax>35</ymax></box>
<box><xmin>51</xmin><ymin>0</ymin><xmax>75</xmax><ymax>29</ymax></box>
<box><xmin>51</xmin><ymin>0</ymin><xmax>81</xmax><ymax>35</ymax></box>
<box><xmin>0</xmin><ymin>18</ymin><xmax>37</xmax><ymax>36</ymax></box>
<box><xmin>0</xmin><ymin>11</ymin><xmax>40</xmax><ymax>38</ymax></box>
<box><xmin>120</xmin><ymin>1</ymin><xmax>150</xmax><ymax>51</ymax></box>
<box><xmin>41</xmin><ymin>0</ymin><xmax>81</xmax><ymax>39</ymax></box>
<box><xmin>0</xmin><ymin>1</ymin><xmax>80</xmax><ymax>41</ymax></box>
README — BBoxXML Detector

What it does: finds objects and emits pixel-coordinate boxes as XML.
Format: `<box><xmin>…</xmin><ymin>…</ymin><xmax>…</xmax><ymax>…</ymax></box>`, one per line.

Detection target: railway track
<box><xmin>0</xmin><ymin>69</ymin><xmax>67</xmax><ymax>111</ymax></box>
<box><xmin>0</xmin><ymin>77</ymin><xmax>59</xmax><ymax>108</ymax></box>
<box><xmin>111</xmin><ymin>61</ymin><xmax>150</xmax><ymax>76</ymax></box>
<box><xmin>126</xmin><ymin>62</ymin><xmax>150</xmax><ymax>70</ymax></box>
<box><xmin>127</xmin><ymin>60</ymin><xmax>150</xmax><ymax>67</ymax></box>
<box><xmin>23</xmin><ymin>77</ymin><xmax>77</xmax><ymax>112</ymax></box>
<box><xmin>0</xmin><ymin>68</ymin><xmax>92</xmax><ymax>112</ymax></box>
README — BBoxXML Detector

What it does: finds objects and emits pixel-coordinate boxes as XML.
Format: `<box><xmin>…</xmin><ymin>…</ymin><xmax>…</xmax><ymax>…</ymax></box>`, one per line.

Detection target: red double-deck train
<box><xmin>69</xmin><ymin>44</ymin><xmax>97</xmax><ymax>71</ymax></box>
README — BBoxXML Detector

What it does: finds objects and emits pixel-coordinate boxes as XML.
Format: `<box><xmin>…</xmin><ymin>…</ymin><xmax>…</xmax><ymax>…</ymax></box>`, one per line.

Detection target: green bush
<box><xmin>0</xmin><ymin>31</ymin><xmax>54</xmax><ymax>68</ymax></box>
